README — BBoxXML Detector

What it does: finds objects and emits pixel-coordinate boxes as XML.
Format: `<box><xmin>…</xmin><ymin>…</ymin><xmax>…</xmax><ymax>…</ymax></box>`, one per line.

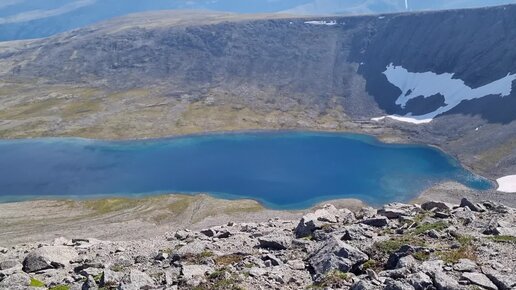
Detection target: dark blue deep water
<box><xmin>0</xmin><ymin>132</ymin><xmax>491</xmax><ymax>209</ymax></box>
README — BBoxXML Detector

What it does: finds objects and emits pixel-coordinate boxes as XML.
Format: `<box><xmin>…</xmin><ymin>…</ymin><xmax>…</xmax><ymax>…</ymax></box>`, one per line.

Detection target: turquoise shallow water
<box><xmin>0</xmin><ymin>132</ymin><xmax>492</xmax><ymax>209</ymax></box>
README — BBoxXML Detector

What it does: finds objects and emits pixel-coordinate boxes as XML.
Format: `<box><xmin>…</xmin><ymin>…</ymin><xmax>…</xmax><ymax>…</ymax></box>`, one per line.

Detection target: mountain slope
<box><xmin>1</xmin><ymin>0</ymin><xmax>516</xmax><ymax>41</ymax></box>
<box><xmin>0</xmin><ymin>6</ymin><xmax>515</xmax><ymax>178</ymax></box>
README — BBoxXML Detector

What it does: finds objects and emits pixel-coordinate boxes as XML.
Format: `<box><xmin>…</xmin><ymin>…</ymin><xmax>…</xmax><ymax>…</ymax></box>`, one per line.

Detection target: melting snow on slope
<box><xmin>372</xmin><ymin>64</ymin><xmax>516</xmax><ymax>124</ymax></box>
<box><xmin>497</xmin><ymin>175</ymin><xmax>516</xmax><ymax>193</ymax></box>
<box><xmin>304</xmin><ymin>20</ymin><xmax>337</xmax><ymax>26</ymax></box>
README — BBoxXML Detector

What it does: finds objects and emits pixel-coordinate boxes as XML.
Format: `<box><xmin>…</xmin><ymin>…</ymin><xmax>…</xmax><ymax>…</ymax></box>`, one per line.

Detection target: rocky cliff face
<box><xmin>0</xmin><ymin>198</ymin><xmax>515</xmax><ymax>289</ymax></box>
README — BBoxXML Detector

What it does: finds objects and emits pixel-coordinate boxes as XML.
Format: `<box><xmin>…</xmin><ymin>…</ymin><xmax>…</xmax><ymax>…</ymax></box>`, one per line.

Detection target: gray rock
<box><xmin>482</xmin><ymin>268</ymin><xmax>516</xmax><ymax>290</ymax></box>
<box><xmin>200</xmin><ymin>228</ymin><xmax>217</xmax><ymax>237</ymax></box>
<box><xmin>155</xmin><ymin>252</ymin><xmax>169</xmax><ymax>261</ymax></box>
<box><xmin>181</xmin><ymin>265</ymin><xmax>213</xmax><ymax>280</ymax></box>
<box><xmin>453</xmin><ymin>259</ymin><xmax>476</xmax><ymax>272</ymax></box>
<box><xmin>100</xmin><ymin>269</ymin><xmax>122</xmax><ymax>288</ymax></box>
<box><xmin>421</xmin><ymin>201</ymin><xmax>454</xmax><ymax>212</ymax></box>
<box><xmin>0</xmin><ymin>272</ymin><xmax>31</xmax><ymax>288</ymax></box>
<box><xmin>378</xmin><ymin>203</ymin><xmax>421</xmax><ymax>219</ymax></box>
<box><xmin>249</xmin><ymin>267</ymin><xmax>266</xmax><ymax>277</ymax></box>
<box><xmin>360</xmin><ymin>216</ymin><xmax>389</xmax><ymax>227</ymax></box>
<box><xmin>22</xmin><ymin>246</ymin><xmax>78</xmax><ymax>272</ymax></box>
<box><xmin>0</xmin><ymin>260</ymin><xmax>20</xmax><ymax>271</ymax></box>
<box><xmin>459</xmin><ymin>198</ymin><xmax>483</xmax><ymax>212</ymax></box>
<box><xmin>295</xmin><ymin>205</ymin><xmax>339</xmax><ymax>238</ymax></box>
<box><xmin>427</xmin><ymin>229</ymin><xmax>442</xmax><ymax>239</ymax></box>
<box><xmin>309</xmin><ymin>236</ymin><xmax>368</xmax><ymax>275</ymax></box>
<box><xmin>258</xmin><ymin>234</ymin><xmax>292</xmax><ymax>250</ymax></box>
<box><xmin>380</xmin><ymin>267</ymin><xmax>411</xmax><ymax>279</ymax></box>
<box><xmin>82</xmin><ymin>275</ymin><xmax>98</xmax><ymax>290</ymax></box>
<box><xmin>0</xmin><ymin>248</ymin><xmax>7</xmax><ymax>254</ymax></box>
<box><xmin>341</xmin><ymin>225</ymin><xmax>374</xmax><ymax>241</ymax></box>
<box><xmin>384</xmin><ymin>278</ymin><xmax>416</xmax><ymax>290</ymax></box>
<box><xmin>432</xmin><ymin>271</ymin><xmax>462</xmax><ymax>290</ymax></box>
<box><xmin>408</xmin><ymin>272</ymin><xmax>433</xmax><ymax>290</ymax></box>
<box><xmin>126</xmin><ymin>269</ymin><xmax>155</xmax><ymax>289</ymax></box>
<box><xmin>287</xmin><ymin>259</ymin><xmax>305</xmax><ymax>270</ymax></box>
<box><xmin>262</xmin><ymin>254</ymin><xmax>283</xmax><ymax>266</ymax></box>
<box><xmin>420</xmin><ymin>260</ymin><xmax>444</xmax><ymax>276</ymax></box>
<box><xmin>461</xmin><ymin>272</ymin><xmax>497</xmax><ymax>290</ymax></box>
<box><xmin>396</xmin><ymin>255</ymin><xmax>418</xmax><ymax>270</ymax></box>
<box><xmin>174</xmin><ymin>229</ymin><xmax>191</xmax><ymax>241</ymax></box>
<box><xmin>351</xmin><ymin>280</ymin><xmax>379</xmax><ymax>290</ymax></box>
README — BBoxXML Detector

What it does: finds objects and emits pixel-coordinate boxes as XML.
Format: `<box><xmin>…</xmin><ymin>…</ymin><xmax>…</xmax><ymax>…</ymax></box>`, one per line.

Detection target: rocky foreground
<box><xmin>0</xmin><ymin>198</ymin><xmax>515</xmax><ymax>290</ymax></box>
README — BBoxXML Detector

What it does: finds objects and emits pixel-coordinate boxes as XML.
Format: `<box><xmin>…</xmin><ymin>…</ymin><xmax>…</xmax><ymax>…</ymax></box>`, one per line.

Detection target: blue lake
<box><xmin>0</xmin><ymin>132</ymin><xmax>492</xmax><ymax>209</ymax></box>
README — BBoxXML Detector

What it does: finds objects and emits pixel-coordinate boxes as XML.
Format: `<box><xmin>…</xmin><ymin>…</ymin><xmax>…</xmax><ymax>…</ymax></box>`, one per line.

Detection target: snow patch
<box><xmin>497</xmin><ymin>175</ymin><xmax>516</xmax><ymax>193</ymax></box>
<box><xmin>383</xmin><ymin>64</ymin><xmax>516</xmax><ymax>121</ymax></box>
<box><xmin>371</xmin><ymin>115</ymin><xmax>432</xmax><ymax>124</ymax></box>
<box><xmin>304</xmin><ymin>20</ymin><xmax>337</xmax><ymax>26</ymax></box>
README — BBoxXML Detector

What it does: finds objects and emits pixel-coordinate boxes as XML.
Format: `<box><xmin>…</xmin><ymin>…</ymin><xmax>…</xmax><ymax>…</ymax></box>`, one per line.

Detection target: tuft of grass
<box><xmin>49</xmin><ymin>285</ymin><xmax>70</xmax><ymax>290</ymax></box>
<box><xmin>413</xmin><ymin>221</ymin><xmax>448</xmax><ymax>235</ymax></box>
<box><xmin>361</xmin><ymin>259</ymin><xmax>377</xmax><ymax>271</ymax></box>
<box><xmin>214</xmin><ymin>254</ymin><xmax>245</xmax><ymax>266</ymax></box>
<box><xmin>413</xmin><ymin>251</ymin><xmax>430</xmax><ymax>261</ymax></box>
<box><xmin>488</xmin><ymin>235</ymin><xmax>516</xmax><ymax>243</ymax></box>
<box><xmin>84</xmin><ymin>198</ymin><xmax>142</xmax><ymax>215</ymax></box>
<box><xmin>437</xmin><ymin>235</ymin><xmax>477</xmax><ymax>263</ymax></box>
<box><xmin>30</xmin><ymin>278</ymin><xmax>45</xmax><ymax>287</ymax></box>
<box><xmin>373</xmin><ymin>236</ymin><xmax>426</xmax><ymax>255</ymax></box>
<box><xmin>313</xmin><ymin>270</ymin><xmax>350</xmax><ymax>288</ymax></box>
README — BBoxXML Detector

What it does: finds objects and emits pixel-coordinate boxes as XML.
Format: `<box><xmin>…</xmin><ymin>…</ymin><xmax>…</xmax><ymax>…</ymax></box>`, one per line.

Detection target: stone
<box><xmin>215</xmin><ymin>230</ymin><xmax>231</xmax><ymax>239</ymax></box>
<box><xmin>351</xmin><ymin>280</ymin><xmax>378</xmax><ymax>290</ymax></box>
<box><xmin>181</xmin><ymin>265</ymin><xmax>213</xmax><ymax>280</ymax></box>
<box><xmin>309</xmin><ymin>236</ymin><xmax>368</xmax><ymax>275</ymax></box>
<box><xmin>22</xmin><ymin>246</ymin><xmax>78</xmax><ymax>272</ymax></box>
<box><xmin>155</xmin><ymin>252</ymin><xmax>169</xmax><ymax>261</ymax></box>
<box><xmin>126</xmin><ymin>269</ymin><xmax>155</xmax><ymax>289</ymax></box>
<box><xmin>248</xmin><ymin>267</ymin><xmax>266</xmax><ymax>277</ymax></box>
<box><xmin>378</xmin><ymin>203</ymin><xmax>421</xmax><ymax>219</ymax></box>
<box><xmin>366</xmin><ymin>268</ymin><xmax>379</xmax><ymax>281</ymax></box>
<box><xmin>482</xmin><ymin>268</ymin><xmax>516</xmax><ymax>290</ymax></box>
<box><xmin>0</xmin><ymin>247</ymin><xmax>7</xmax><ymax>254</ymax></box>
<box><xmin>459</xmin><ymin>198</ymin><xmax>483</xmax><ymax>212</ymax></box>
<box><xmin>174</xmin><ymin>229</ymin><xmax>191</xmax><ymax>241</ymax></box>
<box><xmin>453</xmin><ymin>259</ymin><xmax>476</xmax><ymax>272</ymax></box>
<box><xmin>262</xmin><ymin>254</ymin><xmax>283</xmax><ymax>266</ymax></box>
<box><xmin>258</xmin><ymin>234</ymin><xmax>292</xmax><ymax>250</ymax></box>
<box><xmin>408</xmin><ymin>272</ymin><xmax>433</xmax><ymax>290</ymax></box>
<box><xmin>461</xmin><ymin>272</ymin><xmax>497</xmax><ymax>290</ymax></box>
<box><xmin>200</xmin><ymin>228</ymin><xmax>217</xmax><ymax>237</ymax></box>
<box><xmin>0</xmin><ymin>272</ymin><xmax>31</xmax><ymax>288</ymax></box>
<box><xmin>427</xmin><ymin>229</ymin><xmax>441</xmax><ymax>239</ymax></box>
<box><xmin>396</xmin><ymin>255</ymin><xmax>418</xmax><ymax>270</ymax></box>
<box><xmin>0</xmin><ymin>260</ymin><xmax>20</xmax><ymax>271</ymax></box>
<box><xmin>360</xmin><ymin>216</ymin><xmax>389</xmax><ymax>227</ymax></box>
<box><xmin>288</xmin><ymin>259</ymin><xmax>305</xmax><ymax>270</ymax></box>
<box><xmin>100</xmin><ymin>269</ymin><xmax>122</xmax><ymax>288</ymax></box>
<box><xmin>82</xmin><ymin>275</ymin><xmax>98</xmax><ymax>290</ymax></box>
<box><xmin>432</xmin><ymin>271</ymin><xmax>461</xmax><ymax>290</ymax></box>
<box><xmin>295</xmin><ymin>206</ymin><xmax>339</xmax><ymax>238</ymax></box>
<box><xmin>341</xmin><ymin>225</ymin><xmax>374</xmax><ymax>241</ymax></box>
<box><xmin>384</xmin><ymin>278</ymin><xmax>416</xmax><ymax>290</ymax></box>
<box><xmin>421</xmin><ymin>201</ymin><xmax>454</xmax><ymax>212</ymax></box>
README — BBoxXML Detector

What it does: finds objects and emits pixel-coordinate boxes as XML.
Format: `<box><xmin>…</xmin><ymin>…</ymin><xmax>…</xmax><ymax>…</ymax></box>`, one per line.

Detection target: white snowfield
<box><xmin>371</xmin><ymin>115</ymin><xmax>432</xmax><ymax>124</ymax></box>
<box><xmin>497</xmin><ymin>175</ymin><xmax>516</xmax><ymax>193</ymax></box>
<box><xmin>372</xmin><ymin>64</ymin><xmax>516</xmax><ymax>124</ymax></box>
<box><xmin>304</xmin><ymin>20</ymin><xmax>337</xmax><ymax>26</ymax></box>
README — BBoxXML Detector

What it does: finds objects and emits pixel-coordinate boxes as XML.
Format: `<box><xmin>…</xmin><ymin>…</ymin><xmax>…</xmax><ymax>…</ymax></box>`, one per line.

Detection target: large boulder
<box><xmin>461</xmin><ymin>272</ymin><xmax>497</xmax><ymax>290</ymax></box>
<box><xmin>22</xmin><ymin>246</ymin><xmax>78</xmax><ymax>273</ymax></box>
<box><xmin>0</xmin><ymin>272</ymin><xmax>31</xmax><ymax>289</ymax></box>
<box><xmin>295</xmin><ymin>204</ymin><xmax>345</xmax><ymax>238</ymax></box>
<box><xmin>421</xmin><ymin>201</ymin><xmax>454</xmax><ymax>212</ymax></box>
<box><xmin>309</xmin><ymin>236</ymin><xmax>368</xmax><ymax>276</ymax></box>
<box><xmin>258</xmin><ymin>234</ymin><xmax>292</xmax><ymax>250</ymax></box>
<box><xmin>360</xmin><ymin>216</ymin><xmax>389</xmax><ymax>227</ymax></box>
<box><xmin>378</xmin><ymin>203</ymin><xmax>422</xmax><ymax>219</ymax></box>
